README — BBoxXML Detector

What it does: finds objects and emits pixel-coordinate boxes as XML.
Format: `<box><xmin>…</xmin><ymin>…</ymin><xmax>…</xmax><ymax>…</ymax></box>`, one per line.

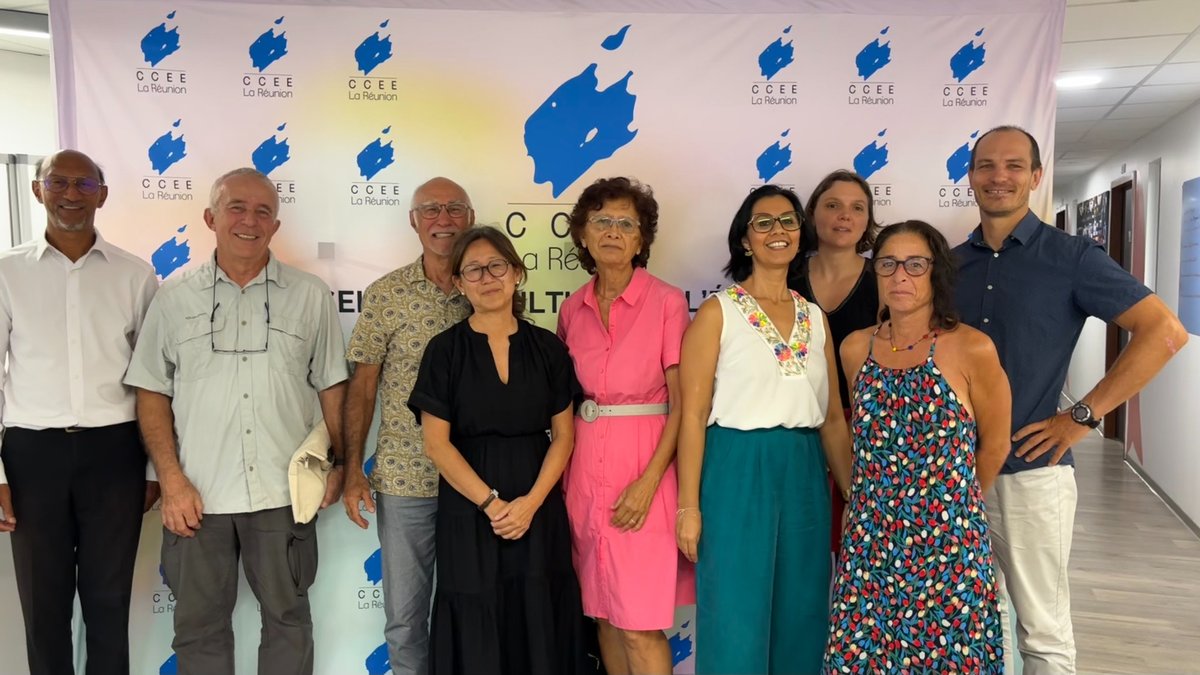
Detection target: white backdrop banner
<box><xmin>8</xmin><ymin>0</ymin><xmax>1064</xmax><ymax>673</ymax></box>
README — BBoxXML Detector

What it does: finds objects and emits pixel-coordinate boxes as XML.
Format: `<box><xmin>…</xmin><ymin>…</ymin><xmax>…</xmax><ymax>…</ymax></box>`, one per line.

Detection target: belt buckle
<box><xmin>579</xmin><ymin>399</ymin><xmax>599</xmax><ymax>423</ymax></box>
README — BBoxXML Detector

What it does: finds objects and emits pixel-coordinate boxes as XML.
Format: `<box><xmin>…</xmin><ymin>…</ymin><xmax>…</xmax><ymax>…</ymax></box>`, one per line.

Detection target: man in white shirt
<box><xmin>125</xmin><ymin>167</ymin><xmax>348</xmax><ymax>675</ymax></box>
<box><xmin>0</xmin><ymin>149</ymin><xmax>159</xmax><ymax>675</ymax></box>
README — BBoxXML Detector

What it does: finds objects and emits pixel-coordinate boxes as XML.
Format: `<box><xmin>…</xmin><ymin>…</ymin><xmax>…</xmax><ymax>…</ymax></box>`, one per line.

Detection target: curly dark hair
<box><xmin>567</xmin><ymin>177</ymin><xmax>659</xmax><ymax>274</ymax></box>
<box><xmin>874</xmin><ymin>220</ymin><xmax>959</xmax><ymax>331</ymax></box>
<box><xmin>803</xmin><ymin>170</ymin><xmax>881</xmax><ymax>255</ymax></box>
<box><xmin>449</xmin><ymin>226</ymin><xmax>527</xmax><ymax>318</ymax></box>
<box><xmin>723</xmin><ymin>184</ymin><xmax>809</xmax><ymax>282</ymax></box>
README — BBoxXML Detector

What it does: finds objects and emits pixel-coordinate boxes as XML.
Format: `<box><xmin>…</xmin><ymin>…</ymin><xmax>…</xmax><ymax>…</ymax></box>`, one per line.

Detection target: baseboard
<box><xmin>1123</xmin><ymin>458</ymin><xmax>1200</xmax><ymax>540</ymax></box>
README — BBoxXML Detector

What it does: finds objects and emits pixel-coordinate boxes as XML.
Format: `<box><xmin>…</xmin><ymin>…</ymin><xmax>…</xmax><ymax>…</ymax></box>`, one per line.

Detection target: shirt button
<box><xmin>243</xmin><ymin>393</ymin><xmax>249</xmax><ymax>399</ymax></box>
<box><xmin>983</xmin><ymin>318</ymin><xmax>990</xmax><ymax>324</ymax></box>
<box><xmin>993</xmin><ymin>252</ymin><xmax>1000</xmax><ymax>258</ymax></box>
<box><xmin>246</xmin><ymin>429</ymin><xmax>252</xmax><ymax>434</ymax></box>
<box><xmin>986</xmin><ymin>284</ymin><xmax>993</xmax><ymax>290</ymax></box>
<box><xmin>248</xmin><ymin>465</ymin><xmax>255</xmax><ymax>472</ymax></box>
<box><xmin>241</xmin><ymin>320</ymin><xmax>247</xmax><ymax>326</ymax></box>
<box><xmin>242</xmin><ymin>356</ymin><xmax>248</xmax><ymax>362</ymax></box>
<box><xmin>241</xmin><ymin>289</ymin><xmax>246</xmax><ymax>294</ymax></box>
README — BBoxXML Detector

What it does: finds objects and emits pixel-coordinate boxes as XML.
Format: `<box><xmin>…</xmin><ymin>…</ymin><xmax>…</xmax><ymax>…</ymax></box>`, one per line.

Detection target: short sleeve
<box><xmin>1073</xmin><ymin>244</ymin><xmax>1152</xmax><ymax>322</ymax></box>
<box><xmin>407</xmin><ymin>332</ymin><xmax>454</xmax><ymax>425</ymax></box>
<box><xmin>123</xmin><ymin>291</ymin><xmax>176</xmax><ymax>396</ymax></box>
<box><xmin>346</xmin><ymin>277</ymin><xmax>395</xmax><ymax>365</ymax></box>
<box><xmin>661</xmin><ymin>289</ymin><xmax>690</xmax><ymax>370</ymax></box>
<box><xmin>308</xmin><ymin>284</ymin><xmax>350</xmax><ymax>391</ymax></box>
<box><xmin>547</xmin><ymin>334</ymin><xmax>583</xmax><ymax>417</ymax></box>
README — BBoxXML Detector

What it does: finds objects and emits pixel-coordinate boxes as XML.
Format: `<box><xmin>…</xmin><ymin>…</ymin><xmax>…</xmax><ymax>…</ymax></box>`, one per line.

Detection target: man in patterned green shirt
<box><xmin>342</xmin><ymin>177</ymin><xmax>473</xmax><ymax>675</ymax></box>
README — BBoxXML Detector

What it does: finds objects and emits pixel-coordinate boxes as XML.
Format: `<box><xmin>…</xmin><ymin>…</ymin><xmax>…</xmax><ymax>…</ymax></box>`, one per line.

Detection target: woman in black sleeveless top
<box><xmin>788</xmin><ymin>170</ymin><xmax>880</xmax><ymax>553</ymax></box>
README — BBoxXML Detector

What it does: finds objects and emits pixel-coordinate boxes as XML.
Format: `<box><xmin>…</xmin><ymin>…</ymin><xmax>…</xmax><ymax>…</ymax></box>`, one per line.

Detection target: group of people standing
<box><xmin>0</xmin><ymin>124</ymin><xmax>1187</xmax><ymax>675</ymax></box>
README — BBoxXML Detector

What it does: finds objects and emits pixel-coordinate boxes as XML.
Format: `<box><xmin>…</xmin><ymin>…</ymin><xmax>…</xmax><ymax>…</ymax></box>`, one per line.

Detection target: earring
<box><xmin>743</xmin><ymin>248</ymin><xmax>753</xmax><ymax>257</ymax></box>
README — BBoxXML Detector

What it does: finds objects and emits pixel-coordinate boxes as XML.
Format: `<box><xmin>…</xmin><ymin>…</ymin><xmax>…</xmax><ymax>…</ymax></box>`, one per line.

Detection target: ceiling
<box><xmin>3</xmin><ymin>0</ymin><xmax>1199</xmax><ymax>184</ymax></box>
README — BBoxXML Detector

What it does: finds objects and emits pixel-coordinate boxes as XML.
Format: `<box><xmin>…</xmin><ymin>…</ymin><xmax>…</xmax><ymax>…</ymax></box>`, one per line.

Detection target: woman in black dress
<box><xmin>408</xmin><ymin>226</ymin><xmax>589</xmax><ymax>675</ymax></box>
<box><xmin>789</xmin><ymin>170</ymin><xmax>881</xmax><ymax>551</ymax></box>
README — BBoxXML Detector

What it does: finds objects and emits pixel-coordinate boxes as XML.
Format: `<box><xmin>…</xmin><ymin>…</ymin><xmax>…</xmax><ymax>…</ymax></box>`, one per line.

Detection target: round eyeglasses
<box><xmin>873</xmin><ymin>256</ymin><xmax>932</xmax><ymax>277</ymax></box>
<box><xmin>459</xmin><ymin>259</ymin><xmax>512</xmax><ymax>282</ymax></box>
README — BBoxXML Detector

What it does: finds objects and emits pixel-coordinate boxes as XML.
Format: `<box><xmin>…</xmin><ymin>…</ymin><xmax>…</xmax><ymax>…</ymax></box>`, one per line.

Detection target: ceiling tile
<box><xmin>1064</xmin><ymin>0</ymin><xmax>1200</xmax><ymax>42</ymax></box>
<box><xmin>1106</xmin><ymin>99</ymin><xmax>1192</xmax><ymax>118</ymax></box>
<box><xmin>1056</xmin><ymin>120</ymin><xmax>1096</xmax><ymax>142</ymax></box>
<box><xmin>1169</xmin><ymin>32</ymin><xmax>1200</xmax><ymax>62</ymax></box>
<box><xmin>1060</xmin><ymin>35</ymin><xmax>1187</xmax><ymax>71</ymax></box>
<box><xmin>1084</xmin><ymin>116</ymin><xmax>1166</xmax><ymax>139</ymax></box>
<box><xmin>1060</xmin><ymin>65</ymin><xmax>1156</xmax><ymax>88</ymax></box>
<box><xmin>0</xmin><ymin>34</ymin><xmax>46</xmax><ymax>55</ymax></box>
<box><xmin>1144</xmin><ymin>60</ymin><xmax>1200</xmax><ymax>85</ymax></box>
<box><xmin>1057</xmin><ymin>105</ymin><xmax>1114</xmax><ymax>122</ymax></box>
<box><xmin>1057</xmin><ymin>87</ymin><xmax>1133</xmax><ymax>107</ymax></box>
<box><xmin>1123</xmin><ymin>81</ymin><xmax>1200</xmax><ymax>103</ymax></box>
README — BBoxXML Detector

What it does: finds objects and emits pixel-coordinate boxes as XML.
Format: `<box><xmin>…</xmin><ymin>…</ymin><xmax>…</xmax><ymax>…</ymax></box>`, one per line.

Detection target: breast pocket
<box><xmin>175</xmin><ymin>316</ymin><xmax>222</xmax><ymax>382</ymax></box>
<box><xmin>269</xmin><ymin>315</ymin><xmax>313</xmax><ymax>379</ymax></box>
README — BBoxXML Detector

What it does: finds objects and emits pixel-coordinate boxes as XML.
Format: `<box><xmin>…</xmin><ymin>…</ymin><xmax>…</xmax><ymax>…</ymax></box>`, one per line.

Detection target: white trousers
<box><xmin>989</xmin><ymin>465</ymin><xmax>1078</xmax><ymax>675</ymax></box>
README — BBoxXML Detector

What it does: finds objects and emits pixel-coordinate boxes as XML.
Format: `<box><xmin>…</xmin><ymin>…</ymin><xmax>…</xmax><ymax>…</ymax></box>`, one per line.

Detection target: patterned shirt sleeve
<box><xmin>346</xmin><ymin>277</ymin><xmax>394</xmax><ymax>365</ymax></box>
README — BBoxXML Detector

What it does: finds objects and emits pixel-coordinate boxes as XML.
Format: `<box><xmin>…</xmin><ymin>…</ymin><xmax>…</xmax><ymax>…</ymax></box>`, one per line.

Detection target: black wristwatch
<box><xmin>1069</xmin><ymin>401</ymin><xmax>1101</xmax><ymax>429</ymax></box>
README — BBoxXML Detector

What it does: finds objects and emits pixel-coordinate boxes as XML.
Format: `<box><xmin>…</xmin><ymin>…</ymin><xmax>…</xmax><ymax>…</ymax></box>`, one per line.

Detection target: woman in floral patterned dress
<box><xmin>677</xmin><ymin>184</ymin><xmax>853</xmax><ymax>674</ymax></box>
<box><xmin>825</xmin><ymin>220</ymin><xmax>1011</xmax><ymax>674</ymax></box>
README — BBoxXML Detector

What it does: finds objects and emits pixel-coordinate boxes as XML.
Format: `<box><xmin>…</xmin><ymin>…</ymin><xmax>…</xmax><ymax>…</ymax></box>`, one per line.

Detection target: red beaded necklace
<box><xmin>887</xmin><ymin>321</ymin><xmax>938</xmax><ymax>353</ymax></box>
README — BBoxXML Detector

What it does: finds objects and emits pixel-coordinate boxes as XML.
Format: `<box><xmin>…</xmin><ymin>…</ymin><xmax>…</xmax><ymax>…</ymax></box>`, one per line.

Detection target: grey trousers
<box><xmin>160</xmin><ymin>506</ymin><xmax>318</xmax><ymax>675</ymax></box>
<box><xmin>377</xmin><ymin>494</ymin><xmax>437</xmax><ymax>675</ymax></box>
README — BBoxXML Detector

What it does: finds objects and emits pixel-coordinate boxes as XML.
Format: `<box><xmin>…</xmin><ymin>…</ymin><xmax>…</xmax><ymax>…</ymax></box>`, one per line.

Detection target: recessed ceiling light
<box><xmin>1056</xmin><ymin>74</ymin><xmax>1102</xmax><ymax>89</ymax></box>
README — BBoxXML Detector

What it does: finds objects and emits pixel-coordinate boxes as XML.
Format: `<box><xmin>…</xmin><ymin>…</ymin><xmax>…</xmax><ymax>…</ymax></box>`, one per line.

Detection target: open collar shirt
<box><xmin>124</xmin><ymin>254</ymin><xmax>348</xmax><ymax>513</ymax></box>
<box><xmin>0</xmin><ymin>230</ymin><xmax>158</xmax><ymax>483</ymax></box>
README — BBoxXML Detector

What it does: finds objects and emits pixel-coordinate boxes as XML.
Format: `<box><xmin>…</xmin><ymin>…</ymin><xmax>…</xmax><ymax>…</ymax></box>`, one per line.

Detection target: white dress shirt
<box><xmin>0</xmin><ymin>231</ymin><xmax>159</xmax><ymax>483</ymax></box>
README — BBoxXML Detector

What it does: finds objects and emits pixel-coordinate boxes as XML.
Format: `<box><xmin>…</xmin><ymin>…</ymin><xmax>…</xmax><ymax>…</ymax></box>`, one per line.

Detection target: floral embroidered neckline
<box><xmin>725</xmin><ymin>284</ymin><xmax>811</xmax><ymax>375</ymax></box>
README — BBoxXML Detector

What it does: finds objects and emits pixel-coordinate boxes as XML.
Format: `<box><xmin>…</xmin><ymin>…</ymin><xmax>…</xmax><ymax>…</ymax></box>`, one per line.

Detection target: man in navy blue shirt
<box><xmin>954</xmin><ymin>126</ymin><xmax>1187</xmax><ymax>674</ymax></box>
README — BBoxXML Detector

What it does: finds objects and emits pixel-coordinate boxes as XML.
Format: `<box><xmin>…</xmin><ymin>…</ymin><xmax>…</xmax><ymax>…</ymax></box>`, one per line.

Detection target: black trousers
<box><xmin>2</xmin><ymin>422</ymin><xmax>147</xmax><ymax>675</ymax></box>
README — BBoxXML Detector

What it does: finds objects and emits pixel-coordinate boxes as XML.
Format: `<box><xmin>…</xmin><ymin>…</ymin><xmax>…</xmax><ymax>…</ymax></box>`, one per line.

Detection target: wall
<box><xmin>0</xmin><ymin>47</ymin><xmax>58</xmax><ymax>675</ymax></box>
<box><xmin>0</xmin><ymin>51</ymin><xmax>56</xmax><ymax>155</ymax></box>
<box><xmin>1057</xmin><ymin>101</ymin><xmax>1200</xmax><ymax>524</ymax></box>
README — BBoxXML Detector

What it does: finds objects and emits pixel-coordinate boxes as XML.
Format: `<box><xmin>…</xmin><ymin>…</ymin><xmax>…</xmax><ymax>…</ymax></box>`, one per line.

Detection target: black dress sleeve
<box><xmin>407</xmin><ymin>327</ymin><xmax>456</xmax><ymax>425</ymax></box>
<box><xmin>534</xmin><ymin>325</ymin><xmax>582</xmax><ymax>418</ymax></box>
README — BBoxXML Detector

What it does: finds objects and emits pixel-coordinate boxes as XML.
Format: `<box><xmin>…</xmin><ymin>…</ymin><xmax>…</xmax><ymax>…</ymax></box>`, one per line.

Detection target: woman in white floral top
<box><xmin>676</xmin><ymin>184</ymin><xmax>853</xmax><ymax>675</ymax></box>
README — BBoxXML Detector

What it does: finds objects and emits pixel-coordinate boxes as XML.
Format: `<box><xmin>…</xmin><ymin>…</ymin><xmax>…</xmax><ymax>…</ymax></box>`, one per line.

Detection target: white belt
<box><xmin>578</xmin><ymin>399</ymin><xmax>669</xmax><ymax>423</ymax></box>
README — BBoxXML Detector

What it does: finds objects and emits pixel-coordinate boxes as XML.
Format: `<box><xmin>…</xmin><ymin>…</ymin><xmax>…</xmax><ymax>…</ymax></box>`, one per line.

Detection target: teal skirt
<box><xmin>696</xmin><ymin>425</ymin><xmax>831</xmax><ymax>675</ymax></box>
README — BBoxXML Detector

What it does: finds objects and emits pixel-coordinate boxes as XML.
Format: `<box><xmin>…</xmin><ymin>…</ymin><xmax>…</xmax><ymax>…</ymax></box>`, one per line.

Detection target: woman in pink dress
<box><xmin>557</xmin><ymin>177</ymin><xmax>695</xmax><ymax>675</ymax></box>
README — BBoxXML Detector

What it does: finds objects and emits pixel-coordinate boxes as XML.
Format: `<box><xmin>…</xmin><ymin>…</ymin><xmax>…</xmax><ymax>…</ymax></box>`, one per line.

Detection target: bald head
<box><xmin>37</xmin><ymin>150</ymin><xmax>106</xmax><ymax>184</ymax></box>
<box><xmin>410</xmin><ymin>177</ymin><xmax>471</xmax><ymax>210</ymax></box>
<box><xmin>409</xmin><ymin>176</ymin><xmax>474</xmax><ymax>259</ymax></box>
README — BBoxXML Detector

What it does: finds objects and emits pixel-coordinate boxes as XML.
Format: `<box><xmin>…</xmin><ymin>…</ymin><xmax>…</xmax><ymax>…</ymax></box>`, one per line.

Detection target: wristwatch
<box><xmin>478</xmin><ymin>488</ymin><xmax>499</xmax><ymax>512</ymax></box>
<box><xmin>1069</xmin><ymin>401</ymin><xmax>1101</xmax><ymax>429</ymax></box>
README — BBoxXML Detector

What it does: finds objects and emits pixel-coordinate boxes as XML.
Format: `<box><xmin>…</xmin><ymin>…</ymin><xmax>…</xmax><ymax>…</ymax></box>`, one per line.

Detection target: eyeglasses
<box><xmin>41</xmin><ymin>176</ymin><xmax>104</xmax><ymax>195</ymax></box>
<box><xmin>874</xmin><ymin>256</ymin><xmax>933</xmax><ymax>277</ymax></box>
<box><xmin>413</xmin><ymin>202</ymin><xmax>471</xmax><ymax>219</ymax></box>
<box><xmin>459</xmin><ymin>259</ymin><xmax>512</xmax><ymax>282</ymax></box>
<box><xmin>587</xmin><ymin>215</ymin><xmax>639</xmax><ymax>234</ymax></box>
<box><xmin>748</xmin><ymin>212</ymin><xmax>801</xmax><ymax>233</ymax></box>
<box><xmin>211</xmin><ymin>263</ymin><xmax>271</xmax><ymax>354</ymax></box>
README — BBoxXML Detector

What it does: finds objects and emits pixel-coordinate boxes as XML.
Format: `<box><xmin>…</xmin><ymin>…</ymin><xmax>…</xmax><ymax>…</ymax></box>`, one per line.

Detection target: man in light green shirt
<box><xmin>125</xmin><ymin>167</ymin><xmax>348</xmax><ymax>675</ymax></box>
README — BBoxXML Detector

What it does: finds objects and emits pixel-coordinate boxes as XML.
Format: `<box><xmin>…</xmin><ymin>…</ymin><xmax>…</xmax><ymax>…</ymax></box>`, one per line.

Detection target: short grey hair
<box><xmin>208</xmin><ymin>167</ymin><xmax>278</xmax><ymax>212</ymax></box>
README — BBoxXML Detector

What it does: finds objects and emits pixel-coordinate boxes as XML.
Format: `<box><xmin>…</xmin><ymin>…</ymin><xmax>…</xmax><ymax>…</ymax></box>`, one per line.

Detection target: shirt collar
<box><xmin>199</xmin><ymin>252</ymin><xmax>287</xmax><ymax>289</ymax></box>
<box><xmin>583</xmin><ymin>266</ymin><xmax>650</xmax><ymax>310</ymax></box>
<box><xmin>34</xmin><ymin>229</ymin><xmax>112</xmax><ymax>262</ymax></box>
<box><xmin>404</xmin><ymin>255</ymin><xmax>464</xmax><ymax>299</ymax></box>
<box><xmin>967</xmin><ymin>209</ymin><xmax>1042</xmax><ymax>249</ymax></box>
